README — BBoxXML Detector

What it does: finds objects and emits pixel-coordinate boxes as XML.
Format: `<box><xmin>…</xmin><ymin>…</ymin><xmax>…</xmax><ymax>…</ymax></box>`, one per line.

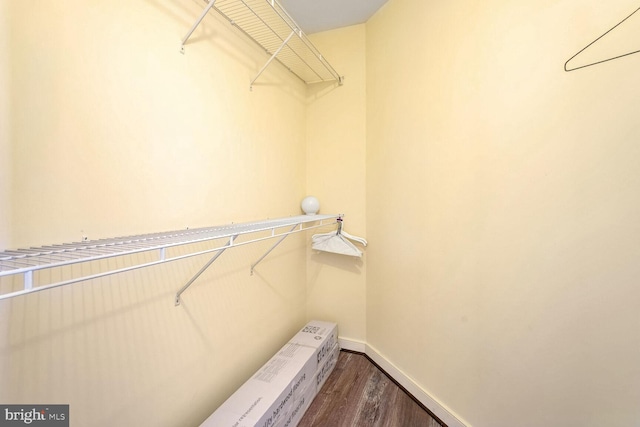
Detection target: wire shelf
<box><xmin>182</xmin><ymin>0</ymin><xmax>343</xmax><ymax>86</ymax></box>
<box><xmin>0</xmin><ymin>214</ymin><xmax>339</xmax><ymax>301</ymax></box>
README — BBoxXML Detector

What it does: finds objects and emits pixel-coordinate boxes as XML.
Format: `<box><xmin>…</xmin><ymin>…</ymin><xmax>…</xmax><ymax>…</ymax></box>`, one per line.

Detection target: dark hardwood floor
<box><xmin>298</xmin><ymin>351</ymin><xmax>444</xmax><ymax>427</ymax></box>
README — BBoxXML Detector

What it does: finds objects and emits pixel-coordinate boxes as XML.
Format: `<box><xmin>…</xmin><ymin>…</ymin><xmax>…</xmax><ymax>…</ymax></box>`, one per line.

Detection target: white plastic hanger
<box><xmin>340</xmin><ymin>229</ymin><xmax>367</xmax><ymax>247</ymax></box>
<box><xmin>312</xmin><ymin>217</ymin><xmax>367</xmax><ymax>246</ymax></box>
<box><xmin>311</xmin><ymin>217</ymin><xmax>367</xmax><ymax>257</ymax></box>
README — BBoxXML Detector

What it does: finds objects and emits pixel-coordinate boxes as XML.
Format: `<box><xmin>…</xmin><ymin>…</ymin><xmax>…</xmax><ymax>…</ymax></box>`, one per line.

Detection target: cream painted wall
<box><xmin>1</xmin><ymin>1</ymin><xmax>311</xmax><ymax>426</ymax></box>
<box><xmin>0</xmin><ymin>0</ymin><xmax>10</xmax><ymax>250</ymax></box>
<box><xmin>7</xmin><ymin>0</ymin><xmax>307</xmax><ymax>248</ymax></box>
<box><xmin>305</xmin><ymin>25</ymin><xmax>367</xmax><ymax>344</ymax></box>
<box><xmin>0</xmin><ymin>0</ymin><xmax>11</xmax><ymax>369</ymax></box>
<box><xmin>7</xmin><ymin>0</ymin><xmax>639</xmax><ymax>425</ymax></box>
<box><xmin>366</xmin><ymin>1</ymin><xmax>640</xmax><ymax>426</ymax></box>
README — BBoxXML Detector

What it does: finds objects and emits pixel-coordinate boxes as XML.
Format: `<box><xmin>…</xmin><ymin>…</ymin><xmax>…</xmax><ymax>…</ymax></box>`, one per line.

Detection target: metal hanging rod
<box><xmin>0</xmin><ymin>215</ymin><xmax>339</xmax><ymax>301</ymax></box>
<box><xmin>180</xmin><ymin>0</ymin><xmax>343</xmax><ymax>88</ymax></box>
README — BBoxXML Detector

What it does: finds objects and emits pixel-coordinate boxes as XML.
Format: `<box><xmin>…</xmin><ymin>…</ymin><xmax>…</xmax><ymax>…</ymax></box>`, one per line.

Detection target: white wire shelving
<box><xmin>181</xmin><ymin>0</ymin><xmax>343</xmax><ymax>89</ymax></box>
<box><xmin>0</xmin><ymin>214</ymin><xmax>339</xmax><ymax>304</ymax></box>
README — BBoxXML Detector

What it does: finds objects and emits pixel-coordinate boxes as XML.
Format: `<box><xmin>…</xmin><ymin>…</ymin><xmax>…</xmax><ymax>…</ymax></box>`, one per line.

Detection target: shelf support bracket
<box><xmin>250</xmin><ymin>224</ymin><xmax>299</xmax><ymax>275</ymax></box>
<box><xmin>181</xmin><ymin>0</ymin><xmax>217</xmax><ymax>54</ymax></box>
<box><xmin>250</xmin><ymin>29</ymin><xmax>297</xmax><ymax>90</ymax></box>
<box><xmin>175</xmin><ymin>235</ymin><xmax>237</xmax><ymax>306</ymax></box>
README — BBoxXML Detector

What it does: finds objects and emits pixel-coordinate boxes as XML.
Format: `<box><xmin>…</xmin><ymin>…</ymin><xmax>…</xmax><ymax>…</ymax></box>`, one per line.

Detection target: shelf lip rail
<box><xmin>0</xmin><ymin>214</ymin><xmax>339</xmax><ymax>301</ymax></box>
<box><xmin>181</xmin><ymin>0</ymin><xmax>343</xmax><ymax>86</ymax></box>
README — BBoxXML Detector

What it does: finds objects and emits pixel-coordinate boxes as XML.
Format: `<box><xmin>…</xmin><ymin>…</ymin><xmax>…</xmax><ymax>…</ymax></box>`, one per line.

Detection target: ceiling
<box><xmin>279</xmin><ymin>0</ymin><xmax>389</xmax><ymax>34</ymax></box>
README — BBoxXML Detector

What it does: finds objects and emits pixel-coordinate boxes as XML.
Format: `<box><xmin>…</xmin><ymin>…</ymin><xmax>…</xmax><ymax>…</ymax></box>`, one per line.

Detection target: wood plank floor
<box><xmin>298</xmin><ymin>351</ymin><xmax>445</xmax><ymax>427</ymax></box>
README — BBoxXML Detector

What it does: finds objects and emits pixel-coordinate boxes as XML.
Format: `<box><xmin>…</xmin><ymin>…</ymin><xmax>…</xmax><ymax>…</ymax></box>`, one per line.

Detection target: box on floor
<box><xmin>201</xmin><ymin>321</ymin><xmax>339</xmax><ymax>427</ymax></box>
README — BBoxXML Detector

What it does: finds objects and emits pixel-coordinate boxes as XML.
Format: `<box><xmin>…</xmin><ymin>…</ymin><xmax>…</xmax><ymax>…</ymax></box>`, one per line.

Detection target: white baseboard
<box><xmin>338</xmin><ymin>337</ymin><xmax>366</xmax><ymax>353</ymax></box>
<box><xmin>364</xmin><ymin>343</ymin><xmax>470</xmax><ymax>427</ymax></box>
<box><xmin>337</xmin><ymin>337</ymin><xmax>469</xmax><ymax>427</ymax></box>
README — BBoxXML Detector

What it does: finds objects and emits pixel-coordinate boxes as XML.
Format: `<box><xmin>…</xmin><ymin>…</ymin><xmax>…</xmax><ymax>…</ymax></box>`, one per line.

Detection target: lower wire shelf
<box><xmin>0</xmin><ymin>214</ymin><xmax>339</xmax><ymax>302</ymax></box>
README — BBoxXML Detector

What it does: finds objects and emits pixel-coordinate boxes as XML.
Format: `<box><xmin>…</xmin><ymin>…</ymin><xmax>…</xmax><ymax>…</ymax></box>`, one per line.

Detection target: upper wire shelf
<box><xmin>0</xmin><ymin>214</ymin><xmax>339</xmax><ymax>301</ymax></box>
<box><xmin>181</xmin><ymin>0</ymin><xmax>343</xmax><ymax>88</ymax></box>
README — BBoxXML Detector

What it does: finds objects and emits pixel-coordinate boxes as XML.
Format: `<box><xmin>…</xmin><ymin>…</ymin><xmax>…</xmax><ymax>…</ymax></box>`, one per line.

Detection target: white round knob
<box><xmin>301</xmin><ymin>196</ymin><xmax>320</xmax><ymax>215</ymax></box>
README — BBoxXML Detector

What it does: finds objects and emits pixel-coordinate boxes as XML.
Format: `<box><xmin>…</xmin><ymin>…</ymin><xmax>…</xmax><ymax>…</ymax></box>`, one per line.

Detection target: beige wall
<box><xmin>366</xmin><ymin>0</ymin><xmax>640</xmax><ymax>426</ymax></box>
<box><xmin>5</xmin><ymin>0</ymin><xmax>640</xmax><ymax>426</ymax></box>
<box><xmin>1</xmin><ymin>1</ymin><xmax>311</xmax><ymax>426</ymax></box>
<box><xmin>0</xmin><ymin>0</ymin><xmax>10</xmax><ymax>250</ymax></box>
<box><xmin>305</xmin><ymin>24</ymin><xmax>367</xmax><ymax>344</ymax></box>
<box><xmin>7</xmin><ymin>0</ymin><xmax>308</xmax><ymax>249</ymax></box>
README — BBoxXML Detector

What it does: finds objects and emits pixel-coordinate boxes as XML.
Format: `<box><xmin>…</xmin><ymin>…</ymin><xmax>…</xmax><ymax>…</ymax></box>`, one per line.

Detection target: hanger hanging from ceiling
<box><xmin>565</xmin><ymin>5</ymin><xmax>640</xmax><ymax>72</ymax></box>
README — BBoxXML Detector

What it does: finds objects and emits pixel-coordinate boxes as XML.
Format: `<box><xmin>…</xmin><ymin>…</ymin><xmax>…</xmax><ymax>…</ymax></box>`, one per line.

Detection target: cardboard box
<box><xmin>201</xmin><ymin>344</ymin><xmax>316</xmax><ymax>427</ymax></box>
<box><xmin>287</xmin><ymin>320</ymin><xmax>338</xmax><ymax>373</ymax></box>
<box><xmin>286</xmin><ymin>343</ymin><xmax>340</xmax><ymax>427</ymax></box>
<box><xmin>200</xmin><ymin>409</ymin><xmax>261</xmax><ymax>427</ymax></box>
<box><xmin>314</xmin><ymin>343</ymin><xmax>339</xmax><ymax>393</ymax></box>
<box><xmin>282</xmin><ymin>381</ymin><xmax>316</xmax><ymax>427</ymax></box>
<box><xmin>201</xmin><ymin>321</ymin><xmax>339</xmax><ymax>427</ymax></box>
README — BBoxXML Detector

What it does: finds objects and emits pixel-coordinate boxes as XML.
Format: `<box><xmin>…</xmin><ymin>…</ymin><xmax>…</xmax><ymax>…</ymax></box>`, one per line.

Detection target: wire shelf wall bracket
<box><xmin>180</xmin><ymin>0</ymin><xmax>343</xmax><ymax>89</ymax></box>
<box><xmin>0</xmin><ymin>215</ymin><xmax>340</xmax><ymax>304</ymax></box>
<box><xmin>174</xmin><ymin>235</ymin><xmax>237</xmax><ymax>306</ymax></box>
